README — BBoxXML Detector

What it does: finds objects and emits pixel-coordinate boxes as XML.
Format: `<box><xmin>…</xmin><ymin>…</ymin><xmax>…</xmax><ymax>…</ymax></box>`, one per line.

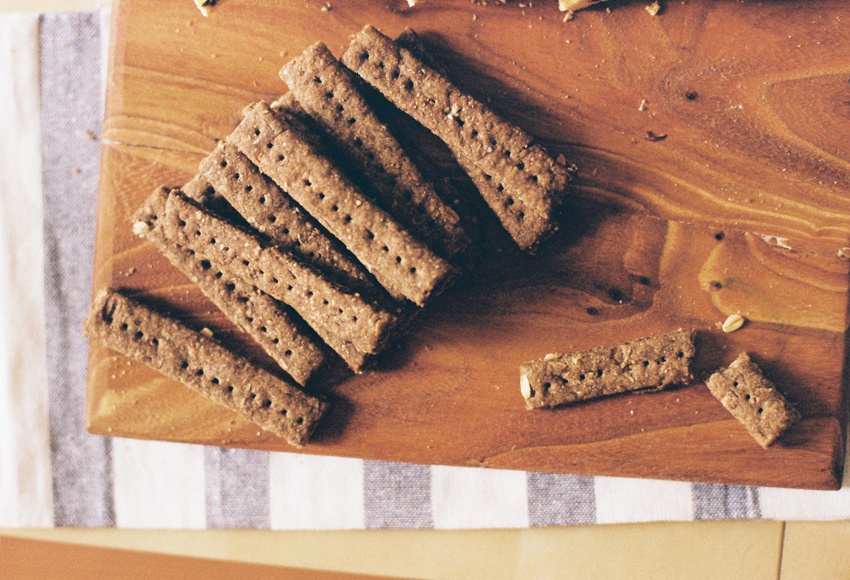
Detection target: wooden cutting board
<box><xmin>88</xmin><ymin>0</ymin><xmax>850</xmax><ymax>489</ymax></box>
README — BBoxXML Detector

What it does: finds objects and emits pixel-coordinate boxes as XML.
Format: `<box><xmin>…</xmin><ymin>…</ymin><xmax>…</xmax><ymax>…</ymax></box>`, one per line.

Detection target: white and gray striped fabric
<box><xmin>1</xmin><ymin>10</ymin><xmax>848</xmax><ymax>529</ymax></box>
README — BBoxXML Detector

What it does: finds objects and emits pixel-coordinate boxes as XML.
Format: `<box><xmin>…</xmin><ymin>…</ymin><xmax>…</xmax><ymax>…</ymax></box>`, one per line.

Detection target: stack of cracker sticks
<box><xmin>85</xmin><ymin>26</ymin><xmax>573</xmax><ymax>446</ymax></box>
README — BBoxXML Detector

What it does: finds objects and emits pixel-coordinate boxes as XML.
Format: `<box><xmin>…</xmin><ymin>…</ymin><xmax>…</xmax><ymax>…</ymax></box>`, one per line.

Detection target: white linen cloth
<box><xmin>0</xmin><ymin>10</ymin><xmax>847</xmax><ymax>529</ymax></box>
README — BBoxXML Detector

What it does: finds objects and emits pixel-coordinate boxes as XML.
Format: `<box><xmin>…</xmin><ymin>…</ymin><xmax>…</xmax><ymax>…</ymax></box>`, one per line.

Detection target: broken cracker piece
<box><xmin>705</xmin><ymin>353</ymin><xmax>800</xmax><ymax>448</ymax></box>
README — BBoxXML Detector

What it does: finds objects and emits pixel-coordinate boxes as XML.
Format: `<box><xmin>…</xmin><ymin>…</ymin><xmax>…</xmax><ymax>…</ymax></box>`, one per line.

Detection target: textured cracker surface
<box><xmin>132</xmin><ymin>187</ymin><xmax>326</xmax><ymax>386</ymax></box>
<box><xmin>340</xmin><ymin>25</ymin><xmax>571</xmax><ymax>252</ymax></box>
<box><xmin>520</xmin><ymin>329</ymin><xmax>696</xmax><ymax>409</ymax></box>
<box><xmin>161</xmin><ymin>190</ymin><xmax>396</xmax><ymax>356</ymax></box>
<box><xmin>705</xmin><ymin>352</ymin><xmax>801</xmax><ymax>448</ymax></box>
<box><xmin>83</xmin><ymin>288</ymin><xmax>327</xmax><ymax>447</ymax></box>
<box><xmin>180</xmin><ymin>173</ymin><xmax>215</xmax><ymax>203</ymax></box>
<box><xmin>230</xmin><ymin>101</ymin><xmax>456</xmax><ymax>306</ymax></box>
<box><xmin>394</xmin><ymin>28</ymin><xmax>448</xmax><ymax>76</ymax></box>
<box><xmin>199</xmin><ymin>141</ymin><xmax>378</xmax><ymax>300</ymax></box>
<box><xmin>280</xmin><ymin>41</ymin><xmax>469</xmax><ymax>259</ymax></box>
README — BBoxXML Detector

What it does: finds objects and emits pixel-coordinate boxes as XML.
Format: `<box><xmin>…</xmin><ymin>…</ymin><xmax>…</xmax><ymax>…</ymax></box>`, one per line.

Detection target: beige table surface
<box><xmin>4</xmin><ymin>0</ymin><xmax>848</xmax><ymax>577</ymax></box>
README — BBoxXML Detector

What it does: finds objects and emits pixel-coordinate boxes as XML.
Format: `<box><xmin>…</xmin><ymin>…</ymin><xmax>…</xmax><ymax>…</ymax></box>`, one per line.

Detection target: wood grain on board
<box><xmin>88</xmin><ymin>0</ymin><xmax>850</xmax><ymax>489</ymax></box>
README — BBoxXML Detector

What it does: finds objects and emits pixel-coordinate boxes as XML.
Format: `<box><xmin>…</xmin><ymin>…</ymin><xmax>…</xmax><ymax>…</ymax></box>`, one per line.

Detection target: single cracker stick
<box><xmin>133</xmin><ymin>187</ymin><xmax>327</xmax><ymax>385</ymax></box>
<box><xmin>520</xmin><ymin>329</ymin><xmax>695</xmax><ymax>410</ymax></box>
<box><xmin>161</xmin><ymin>189</ymin><xmax>396</xmax><ymax>357</ymax></box>
<box><xmin>340</xmin><ymin>25</ymin><xmax>572</xmax><ymax>252</ymax></box>
<box><xmin>230</xmin><ymin>101</ymin><xmax>456</xmax><ymax>306</ymax></box>
<box><xmin>198</xmin><ymin>141</ymin><xmax>379</xmax><ymax>301</ymax></box>
<box><xmin>83</xmin><ymin>288</ymin><xmax>327</xmax><ymax>447</ymax></box>
<box><xmin>280</xmin><ymin>42</ymin><xmax>470</xmax><ymax>259</ymax></box>
<box><xmin>705</xmin><ymin>353</ymin><xmax>801</xmax><ymax>448</ymax></box>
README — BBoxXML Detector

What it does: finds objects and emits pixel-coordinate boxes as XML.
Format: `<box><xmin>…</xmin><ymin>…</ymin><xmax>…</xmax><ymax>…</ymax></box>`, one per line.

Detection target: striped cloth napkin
<box><xmin>1</xmin><ymin>10</ymin><xmax>847</xmax><ymax>529</ymax></box>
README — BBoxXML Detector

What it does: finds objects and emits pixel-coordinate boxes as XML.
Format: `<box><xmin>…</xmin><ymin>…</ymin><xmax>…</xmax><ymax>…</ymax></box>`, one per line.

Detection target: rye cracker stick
<box><xmin>393</xmin><ymin>28</ymin><xmax>522</xmax><ymax>254</ymax></box>
<box><xmin>280</xmin><ymin>42</ymin><xmax>470</xmax><ymax>259</ymax></box>
<box><xmin>705</xmin><ymin>353</ymin><xmax>801</xmax><ymax>448</ymax></box>
<box><xmin>84</xmin><ymin>288</ymin><xmax>327</xmax><ymax>447</ymax></box>
<box><xmin>132</xmin><ymin>187</ymin><xmax>327</xmax><ymax>385</ymax></box>
<box><xmin>198</xmin><ymin>141</ymin><xmax>379</xmax><ymax>301</ymax></box>
<box><xmin>230</xmin><ymin>101</ymin><xmax>456</xmax><ymax>307</ymax></box>
<box><xmin>161</xmin><ymin>189</ymin><xmax>396</xmax><ymax>357</ymax></box>
<box><xmin>340</xmin><ymin>25</ymin><xmax>572</xmax><ymax>252</ymax></box>
<box><xmin>520</xmin><ymin>329</ymin><xmax>695</xmax><ymax>410</ymax></box>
